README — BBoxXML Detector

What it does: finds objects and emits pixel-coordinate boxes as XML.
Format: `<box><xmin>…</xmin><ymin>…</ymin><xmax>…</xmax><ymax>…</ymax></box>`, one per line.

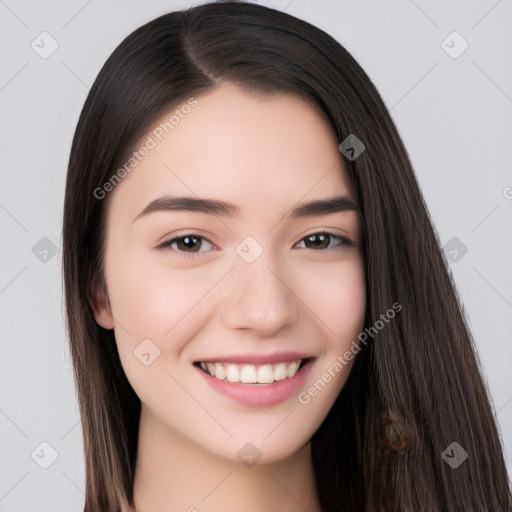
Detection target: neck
<box><xmin>132</xmin><ymin>406</ymin><xmax>322</xmax><ymax>512</ymax></box>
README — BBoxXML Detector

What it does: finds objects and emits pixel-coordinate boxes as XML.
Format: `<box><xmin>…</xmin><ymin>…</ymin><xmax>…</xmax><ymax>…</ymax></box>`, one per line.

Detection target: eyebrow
<box><xmin>133</xmin><ymin>195</ymin><xmax>359</xmax><ymax>222</ymax></box>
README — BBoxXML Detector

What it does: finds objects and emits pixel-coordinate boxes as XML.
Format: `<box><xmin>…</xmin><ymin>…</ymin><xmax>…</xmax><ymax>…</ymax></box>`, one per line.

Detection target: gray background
<box><xmin>0</xmin><ymin>0</ymin><xmax>511</xmax><ymax>510</ymax></box>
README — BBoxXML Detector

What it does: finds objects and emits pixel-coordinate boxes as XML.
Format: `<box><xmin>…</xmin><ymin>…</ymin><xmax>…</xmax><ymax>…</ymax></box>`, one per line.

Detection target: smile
<box><xmin>197</xmin><ymin>360</ymin><xmax>304</xmax><ymax>384</ymax></box>
<box><xmin>193</xmin><ymin>356</ymin><xmax>315</xmax><ymax>407</ymax></box>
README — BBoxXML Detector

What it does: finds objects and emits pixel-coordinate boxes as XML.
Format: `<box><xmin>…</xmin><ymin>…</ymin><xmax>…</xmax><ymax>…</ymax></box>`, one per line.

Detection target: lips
<box><xmin>193</xmin><ymin>351</ymin><xmax>315</xmax><ymax>384</ymax></box>
<box><xmin>194</xmin><ymin>356</ymin><xmax>315</xmax><ymax>406</ymax></box>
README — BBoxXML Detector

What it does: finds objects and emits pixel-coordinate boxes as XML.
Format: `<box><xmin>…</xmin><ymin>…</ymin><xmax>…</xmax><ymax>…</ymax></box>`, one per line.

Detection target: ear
<box><xmin>90</xmin><ymin>273</ymin><xmax>115</xmax><ymax>330</ymax></box>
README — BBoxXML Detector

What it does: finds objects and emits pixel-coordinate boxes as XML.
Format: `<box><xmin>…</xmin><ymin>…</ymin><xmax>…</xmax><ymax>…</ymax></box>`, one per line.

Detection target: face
<box><xmin>93</xmin><ymin>82</ymin><xmax>366</xmax><ymax>464</ymax></box>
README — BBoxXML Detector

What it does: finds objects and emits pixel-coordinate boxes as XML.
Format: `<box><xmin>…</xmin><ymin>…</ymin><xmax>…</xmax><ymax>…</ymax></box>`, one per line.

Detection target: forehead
<box><xmin>108</xmin><ymin>82</ymin><xmax>356</xmax><ymax>218</ymax></box>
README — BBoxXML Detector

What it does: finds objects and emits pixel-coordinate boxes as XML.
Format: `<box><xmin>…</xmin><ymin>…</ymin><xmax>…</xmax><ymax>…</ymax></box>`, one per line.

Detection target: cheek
<box><xmin>104</xmin><ymin>252</ymin><xmax>219</xmax><ymax>406</ymax></box>
<box><xmin>294</xmin><ymin>259</ymin><xmax>365</xmax><ymax>418</ymax></box>
<box><xmin>104</xmin><ymin>250</ymin><xmax>206</xmax><ymax>352</ymax></box>
<box><xmin>297</xmin><ymin>257</ymin><xmax>366</xmax><ymax>339</ymax></box>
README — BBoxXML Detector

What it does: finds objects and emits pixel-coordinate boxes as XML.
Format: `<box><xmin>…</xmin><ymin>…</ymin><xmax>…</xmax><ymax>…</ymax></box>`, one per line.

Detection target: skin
<box><xmin>93</xmin><ymin>82</ymin><xmax>366</xmax><ymax>512</ymax></box>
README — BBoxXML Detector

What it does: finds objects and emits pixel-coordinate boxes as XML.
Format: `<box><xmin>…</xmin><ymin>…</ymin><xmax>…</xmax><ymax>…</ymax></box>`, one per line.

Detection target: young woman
<box><xmin>62</xmin><ymin>2</ymin><xmax>511</xmax><ymax>511</ymax></box>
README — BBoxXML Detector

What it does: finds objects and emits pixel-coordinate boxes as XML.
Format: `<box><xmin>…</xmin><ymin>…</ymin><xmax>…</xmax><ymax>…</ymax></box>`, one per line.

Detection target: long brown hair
<box><xmin>62</xmin><ymin>2</ymin><xmax>511</xmax><ymax>510</ymax></box>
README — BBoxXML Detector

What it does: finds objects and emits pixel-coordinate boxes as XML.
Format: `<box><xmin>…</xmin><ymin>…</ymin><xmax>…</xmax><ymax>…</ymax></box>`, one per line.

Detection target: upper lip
<box><xmin>194</xmin><ymin>351</ymin><xmax>315</xmax><ymax>365</ymax></box>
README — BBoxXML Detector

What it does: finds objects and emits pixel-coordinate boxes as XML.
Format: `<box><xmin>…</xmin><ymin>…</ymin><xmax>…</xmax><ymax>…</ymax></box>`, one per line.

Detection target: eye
<box><xmin>156</xmin><ymin>230</ymin><xmax>355</xmax><ymax>259</ymax></box>
<box><xmin>156</xmin><ymin>233</ymin><xmax>215</xmax><ymax>258</ymax></box>
<box><xmin>295</xmin><ymin>231</ymin><xmax>355</xmax><ymax>250</ymax></box>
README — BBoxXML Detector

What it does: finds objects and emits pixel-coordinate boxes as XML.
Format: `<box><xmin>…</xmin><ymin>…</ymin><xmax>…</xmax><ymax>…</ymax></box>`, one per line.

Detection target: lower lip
<box><xmin>195</xmin><ymin>360</ymin><xmax>314</xmax><ymax>407</ymax></box>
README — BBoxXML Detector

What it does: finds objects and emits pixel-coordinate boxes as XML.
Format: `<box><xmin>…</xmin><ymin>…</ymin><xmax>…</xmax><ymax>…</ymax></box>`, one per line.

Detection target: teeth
<box><xmin>287</xmin><ymin>360</ymin><xmax>300</xmax><ymax>378</ymax></box>
<box><xmin>257</xmin><ymin>364</ymin><xmax>274</xmax><ymax>384</ymax></box>
<box><xmin>214</xmin><ymin>362</ymin><xmax>226</xmax><ymax>380</ymax></box>
<box><xmin>240</xmin><ymin>364</ymin><xmax>257</xmax><ymax>383</ymax></box>
<box><xmin>273</xmin><ymin>363</ymin><xmax>287</xmax><ymax>381</ymax></box>
<box><xmin>199</xmin><ymin>360</ymin><xmax>303</xmax><ymax>384</ymax></box>
<box><xmin>226</xmin><ymin>364</ymin><xmax>240</xmax><ymax>383</ymax></box>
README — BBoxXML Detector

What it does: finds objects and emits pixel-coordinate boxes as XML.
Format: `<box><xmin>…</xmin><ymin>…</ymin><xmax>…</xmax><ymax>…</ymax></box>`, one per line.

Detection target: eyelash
<box><xmin>156</xmin><ymin>230</ymin><xmax>355</xmax><ymax>259</ymax></box>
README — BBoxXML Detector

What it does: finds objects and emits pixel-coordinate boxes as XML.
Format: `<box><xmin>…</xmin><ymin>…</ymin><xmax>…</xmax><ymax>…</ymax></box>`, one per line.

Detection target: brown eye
<box><xmin>174</xmin><ymin>235</ymin><xmax>202</xmax><ymax>252</ymax></box>
<box><xmin>304</xmin><ymin>233</ymin><xmax>330</xmax><ymax>249</ymax></box>
<box><xmin>157</xmin><ymin>233</ymin><xmax>215</xmax><ymax>257</ymax></box>
<box><xmin>298</xmin><ymin>232</ymin><xmax>354</xmax><ymax>250</ymax></box>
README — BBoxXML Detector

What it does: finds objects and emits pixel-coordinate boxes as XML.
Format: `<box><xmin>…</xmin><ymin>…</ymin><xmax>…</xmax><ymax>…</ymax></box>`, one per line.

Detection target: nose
<box><xmin>220</xmin><ymin>251</ymin><xmax>300</xmax><ymax>336</ymax></box>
